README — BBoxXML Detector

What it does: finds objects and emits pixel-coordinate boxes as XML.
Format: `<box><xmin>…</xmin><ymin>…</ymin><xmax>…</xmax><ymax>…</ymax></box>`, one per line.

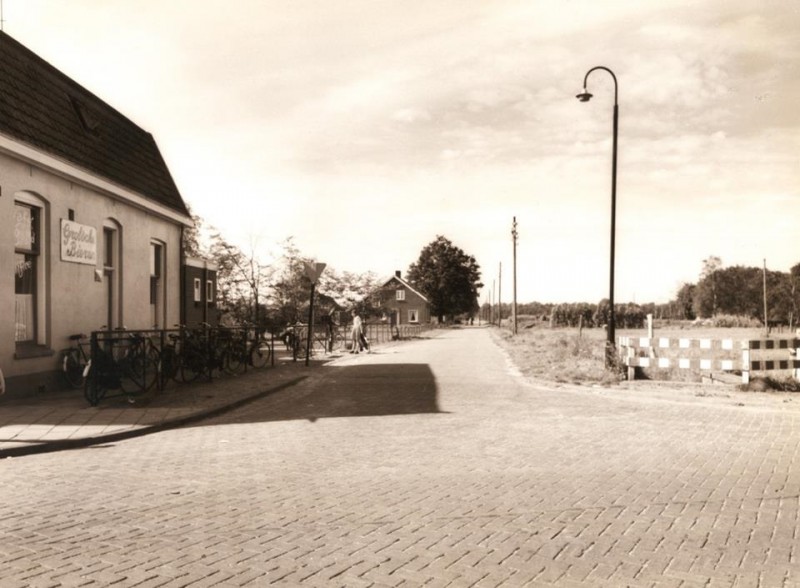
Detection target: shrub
<box><xmin>710</xmin><ymin>314</ymin><xmax>762</xmax><ymax>328</ymax></box>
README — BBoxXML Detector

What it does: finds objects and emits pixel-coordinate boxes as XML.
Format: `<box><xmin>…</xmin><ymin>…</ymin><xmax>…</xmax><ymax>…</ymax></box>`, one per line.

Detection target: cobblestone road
<box><xmin>2</xmin><ymin>328</ymin><xmax>800</xmax><ymax>587</ymax></box>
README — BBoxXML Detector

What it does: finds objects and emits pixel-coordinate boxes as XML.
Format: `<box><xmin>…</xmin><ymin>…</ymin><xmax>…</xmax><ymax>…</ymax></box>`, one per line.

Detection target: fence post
<box><xmin>742</xmin><ymin>341</ymin><xmax>750</xmax><ymax>384</ymax></box>
<box><xmin>794</xmin><ymin>336</ymin><xmax>800</xmax><ymax>381</ymax></box>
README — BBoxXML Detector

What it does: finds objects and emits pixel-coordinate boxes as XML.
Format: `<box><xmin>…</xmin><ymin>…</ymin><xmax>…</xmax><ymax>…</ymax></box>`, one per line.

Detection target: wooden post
<box><xmin>763</xmin><ymin>259</ymin><xmax>769</xmax><ymax>337</ymax></box>
<box><xmin>498</xmin><ymin>262</ymin><xmax>502</xmax><ymax>329</ymax></box>
<box><xmin>742</xmin><ymin>341</ymin><xmax>750</xmax><ymax>385</ymax></box>
<box><xmin>512</xmin><ymin>217</ymin><xmax>518</xmax><ymax>335</ymax></box>
<box><xmin>794</xmin><ymin>336</ymin><xmax>800</xmax><ymax>381</ymax></box>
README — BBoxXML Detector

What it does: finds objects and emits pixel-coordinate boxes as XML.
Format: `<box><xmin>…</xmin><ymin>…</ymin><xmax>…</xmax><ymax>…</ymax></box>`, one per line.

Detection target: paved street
<box><xmin>2</xmin><ymin>327</ymin><xmax>800</xmax><ymax>587</ymax></box>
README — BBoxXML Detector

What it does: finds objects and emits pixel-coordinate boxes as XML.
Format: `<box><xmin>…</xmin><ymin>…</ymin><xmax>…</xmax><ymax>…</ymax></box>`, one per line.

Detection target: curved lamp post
<box><xmin>576</xmin><ymin>66</ymin><xmax>618</xmax><ymax>368</ymax></box>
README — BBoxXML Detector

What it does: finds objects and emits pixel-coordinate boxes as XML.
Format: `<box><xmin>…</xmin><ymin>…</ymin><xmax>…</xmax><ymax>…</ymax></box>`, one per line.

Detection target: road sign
<box><xmin>303</xmin><ymin>262</ymin><xmax>326</xmax><ymax>284</ymax></box>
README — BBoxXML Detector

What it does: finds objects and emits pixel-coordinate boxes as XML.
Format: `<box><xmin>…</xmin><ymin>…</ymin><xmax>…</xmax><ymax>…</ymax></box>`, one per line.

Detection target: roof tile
<box><xmin>0</xmin><ymin>32</ymin><xmax>189</xmax><ymax>217</ymax></box>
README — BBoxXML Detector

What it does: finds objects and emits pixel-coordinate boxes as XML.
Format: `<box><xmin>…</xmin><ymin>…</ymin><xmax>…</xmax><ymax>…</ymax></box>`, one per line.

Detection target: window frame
<box><xmin>103</xmin><ymin>221</ymin><xmax>122</xmax><ymax>330</ymax></box>
<box><xmin>396</xmin><ymin>289</ymin><xmax>406</xmax><ymax>301</ymax></box>
<box><xmin>13</xmin><ymin>194</ymin><xmax>47</xmax><ymax>348</ymax></box>
<box><xmin>408</xmin><ymin>309</ymin><xmax>419</xmax><ymax>324</ymax></box>
<box><xmin>150</xmin><ymin>241</ymin><xmax>165</xmax><ymax>328</ymax></box>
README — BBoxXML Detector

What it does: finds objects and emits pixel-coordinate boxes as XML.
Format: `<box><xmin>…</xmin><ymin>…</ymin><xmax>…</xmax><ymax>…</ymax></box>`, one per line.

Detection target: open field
<box><xmin>490</xmin><ymin>322</ymin><xmax>800</xmax><ymax>389</ymax></box>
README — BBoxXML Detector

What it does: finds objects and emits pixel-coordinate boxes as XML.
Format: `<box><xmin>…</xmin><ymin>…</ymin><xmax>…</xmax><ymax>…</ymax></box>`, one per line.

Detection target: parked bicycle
<box><xmin>240</xmin><ymin>323</ymin><xmax>272</xmax><ymax>369</ymax></box>
<box><xmin>177</xmin><ymin>323</ymin><xmax>241</xmax><ymax>382</ymax></box>
<box><xmin>291</xmin><ymin>323</ymin><xmax>332</xmax><ymax>361</ymax></box>
<box><xmin>83</xmin><ymin>329</ymin><xmax>159</xmax><ymax>406</ymax></box>
<box><xmin>158</xmin><ymin>332</ymin><xmax>182</xmax><ymax>383</ymax></box>
<box><xmin>177</xmin><ymin>326</ymin><xmax>208</xmax><ymax>383</ymax></box>
<box><xmin>60</xmin><ymin>333</ymin><xmax>91</xmax><ymax>389</ymax></box>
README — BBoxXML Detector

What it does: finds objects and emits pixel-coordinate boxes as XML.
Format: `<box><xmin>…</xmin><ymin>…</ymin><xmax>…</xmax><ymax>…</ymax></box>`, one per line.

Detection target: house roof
<box><xmin>0</xmin><ymin>31</ymin><xmax>189</xmax><ymax>217</ymax></box>
<box><xmin>382</xmin><ymin>274</ymin><xmax>430</xmax><ymax>303</ymax></box>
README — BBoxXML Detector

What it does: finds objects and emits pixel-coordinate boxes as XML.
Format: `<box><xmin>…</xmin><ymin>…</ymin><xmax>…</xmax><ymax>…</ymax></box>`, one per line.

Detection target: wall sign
<box><xmin>61</xmin><ymin>219</ymin><xmax>97</xmax><ymax>265</ymax></box>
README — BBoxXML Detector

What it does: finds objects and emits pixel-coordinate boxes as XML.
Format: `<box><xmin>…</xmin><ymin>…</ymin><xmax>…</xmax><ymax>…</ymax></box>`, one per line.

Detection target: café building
<box><xmin>0</xmin><ymin>31</ymin><xmax>193</xmax><ymax>395</ymax></box>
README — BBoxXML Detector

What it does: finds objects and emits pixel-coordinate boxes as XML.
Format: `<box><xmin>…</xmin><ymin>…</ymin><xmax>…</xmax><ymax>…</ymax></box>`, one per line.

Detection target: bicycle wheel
<box><xmin>120</xmin><ymin>350</ymin><xmax>159</xmax><ymax>394</ymax></box>
<box><xmin>62</xmin><ymin>349</ymin><xmax>85</xmax><ymax>389</ymax></box>
<box><xmin>83</xmin><ymin>361</ymin><xmax>107</xmax><ymax>406</ymax></box>
<box><xmin>224</xmin><ymin>346</ymin><xmax>246</xmax><ymax>375</ymax></box>
<box><xmin>160</xmin><ymin>346</ymin><xmax>179</xmax><ymax>381</ymax></box>
<box><xmin>250</xmin><ymin>341</ymin><xmax>270</xmax><ymax>368</ymax></box>
<box><xmin>180</xmin><ymin>349</ymin><xmax>206</xmax><ymax>383</ymax></box>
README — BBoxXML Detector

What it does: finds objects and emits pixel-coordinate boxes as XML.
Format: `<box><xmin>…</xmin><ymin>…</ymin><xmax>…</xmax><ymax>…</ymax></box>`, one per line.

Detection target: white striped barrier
<box><xmin>618</xmin><ymin>336</ymin><xmax>800</xmax><ymax>384</ymax></box>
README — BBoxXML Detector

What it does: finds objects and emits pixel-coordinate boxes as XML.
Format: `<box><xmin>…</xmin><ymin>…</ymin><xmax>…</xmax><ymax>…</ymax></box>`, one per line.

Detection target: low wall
<box><xmin>619</xmin><ymin>336</ymin><xmax>800</xmax><ymax>383</ymax></box>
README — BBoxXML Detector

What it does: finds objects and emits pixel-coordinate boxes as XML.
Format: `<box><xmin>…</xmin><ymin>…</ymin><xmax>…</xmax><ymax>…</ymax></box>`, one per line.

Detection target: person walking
<box><xmin>359</xmin><ymin>322</ymin><xmax>370</xmax><ymax>353</ymax></box>
<box><xmin>350</xmin><ymin>310</ymin><xmax>363</xmax><ymax>354</ymax></box>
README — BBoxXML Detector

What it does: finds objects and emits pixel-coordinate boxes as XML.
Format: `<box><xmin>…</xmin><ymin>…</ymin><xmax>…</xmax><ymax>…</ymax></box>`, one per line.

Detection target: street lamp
<box><xmin>576</xmin><ymin>66</ymin><xmax>618</xmax><ymax>369</ymax></box>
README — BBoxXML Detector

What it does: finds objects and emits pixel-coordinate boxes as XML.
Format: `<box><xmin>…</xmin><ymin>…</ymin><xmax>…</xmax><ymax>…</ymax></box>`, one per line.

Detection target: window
<box><xmin>396</xmin><ymin>289</ymin><xmax>406</xmax><ymax>301</ymax></box>
<box><xmin>14</xmin><ymin>196</ymin><xmax>47</xmax><ymax>347</ymax></box>
<box><xmin>206</xmin><ymin>279</ymin><xmax>214</xmax><ymax>304</ymax></box>
<box><xmin>193</xmin><ymin>278</ymin><xmax>202</xmax><ymax>302</ymax></box>
<box><xmin>103</xmin><ymin>222</ymin><xmax>121</xmax><ymax>329</ymax></box>
<box><xmin>150</xmin><ymin>241</ymin><xmax>165</xmax><ymax>328</ymax></box>
<box><xmin>408</xmin><ymin>309</ymin><xmax>419</xmax><ymax>324</ymax></box>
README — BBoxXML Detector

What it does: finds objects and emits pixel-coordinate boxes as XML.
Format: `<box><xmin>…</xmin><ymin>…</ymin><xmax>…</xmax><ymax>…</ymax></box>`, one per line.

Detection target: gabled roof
<box><xmin>381</xmin><ymin>274</ymin><xmax>430</xmax><ymax>303</ymax></box>
<box><xmin>0</xmin><ymin>31</ymin><xmax>189</xmax><ymax>217</ymax></box>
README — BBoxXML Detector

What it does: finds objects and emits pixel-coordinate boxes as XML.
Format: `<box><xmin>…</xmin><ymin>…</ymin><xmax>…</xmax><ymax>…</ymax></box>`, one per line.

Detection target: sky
<box><xmin>6</xmin><ymin>0</ymin><xmax>799</xmax><ymax>304</ymax></box>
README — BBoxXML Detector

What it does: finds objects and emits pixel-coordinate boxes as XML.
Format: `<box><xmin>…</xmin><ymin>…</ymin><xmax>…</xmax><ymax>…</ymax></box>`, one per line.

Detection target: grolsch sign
<box><xmin>60</xmin><ymin>219</ymin><xmax>97</xmax><ymax>265</ymax></box>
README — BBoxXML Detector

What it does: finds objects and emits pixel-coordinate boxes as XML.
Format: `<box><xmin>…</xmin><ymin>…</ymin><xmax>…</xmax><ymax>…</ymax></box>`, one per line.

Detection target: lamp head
<box><xmin>576</xmin><ymin>89</ymin><xmax>593</xmax><ymax>102</ymax></box>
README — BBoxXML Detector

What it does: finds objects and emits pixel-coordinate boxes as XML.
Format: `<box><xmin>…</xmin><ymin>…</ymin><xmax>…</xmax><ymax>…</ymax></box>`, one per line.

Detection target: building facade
<box><xmin>380</xmin><ymin>271</ymin><xmax>431</xmax><ymax>326</ymax></box>
<box><xmin>0</xmin><ymin>32</ymin><xmax>193</xmax><ymax>395</ymax></box>
<box><xmin>182</xmin><ymin>257</ymin><xmax>219</xmax><ymax>328</ymax></box>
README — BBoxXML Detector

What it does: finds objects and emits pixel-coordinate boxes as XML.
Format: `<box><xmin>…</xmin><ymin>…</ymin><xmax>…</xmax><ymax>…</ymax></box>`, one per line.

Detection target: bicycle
<box><xmin>240</xmin><ymin>323</ymin><xmax>272</xmax><ymax>369</ymax></box>
<box><xmin>158</xmin><ymin>333</ymin><xmax>181</xmax><ymax>382</ymax></box>
<box><xmin>219</xmin><ymin>328</ymin><xmax>246</xmax><ymax>375</ymax></box>
<box><xmin>248</xmin><ymin>329</ymin><xmax>272</xmax><ymax>368</ymax></box>
<box><xmin>179</xmin><ymin>324</ymin><xmax>239</xmax><ymax>381</ymax></box>
<box><xmin>83</xmin><ymin>330</ymin><xmax>159</xmax><ymax>405</ymax></box>
<box><xmin>60</xmin><ymin>333</ymin><xmax>91</xmax><ymax>389</ymax></box>
<box><xmin>178</xmin><ymin>326</ymin><xmax>208</xmax><ymax>383</ymax></box>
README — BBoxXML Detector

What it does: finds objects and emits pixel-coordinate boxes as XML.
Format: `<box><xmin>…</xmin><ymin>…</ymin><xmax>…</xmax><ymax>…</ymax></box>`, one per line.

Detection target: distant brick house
<box><xmin>0</xmin><ymin>31</ymin><xmax>194</xmax><ymax>395</ymax></box>
<box><xmin>378</xmin><ymin>271</ymin><xmax>431</xmax><ymax>326</ymax></box>
<box><xmin>182</xmin><ymin>258</ymin><xmax>218</xmax><ymax>328</ymax></box>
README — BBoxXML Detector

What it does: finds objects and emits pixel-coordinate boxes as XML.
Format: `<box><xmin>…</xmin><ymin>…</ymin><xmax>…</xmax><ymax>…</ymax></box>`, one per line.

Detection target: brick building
<box><xmin>0</xmin><ymin>32</ymin><xmax>193</xmax><ymax>395</ymax></box>
<box><xmin>379</xmin><ymin>271</ymin><xmax>431</xmax><ymax>326</ymax></box>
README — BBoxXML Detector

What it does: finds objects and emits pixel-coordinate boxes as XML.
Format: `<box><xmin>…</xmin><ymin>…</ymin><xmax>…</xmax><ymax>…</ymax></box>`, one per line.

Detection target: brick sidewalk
<box><xmin>0</xmin><ymin>357</ymin><xmax>319</xmax><ymax>458</ymax></box>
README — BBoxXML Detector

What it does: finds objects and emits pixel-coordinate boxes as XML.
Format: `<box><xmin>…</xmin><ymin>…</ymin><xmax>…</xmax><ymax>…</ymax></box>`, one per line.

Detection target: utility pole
<box><xmin>512</xmin><ymin>217</ymin><xmax>518</xmax><ymax>335</ymax></box>
<box><xmin>498</xmin><ymin>262</ymin><xmax>502</xmax><ymax>329</ymax></box>
<box><xmin>491</xmin><ymin>279</ymin><xmax>496</xmax><ymax>325</ymax></box>
<box><xmin>763</xmin><ymin>259</ymin><xmax>769</xmax><ymax>336</ymax></box>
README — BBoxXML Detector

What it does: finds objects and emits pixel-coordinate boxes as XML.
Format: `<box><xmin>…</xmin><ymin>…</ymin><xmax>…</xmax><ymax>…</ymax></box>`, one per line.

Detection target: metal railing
<box><xmin>83</xmin><ymin>325</ymin><xmax>275</xmax><ymax>406</ymax></box>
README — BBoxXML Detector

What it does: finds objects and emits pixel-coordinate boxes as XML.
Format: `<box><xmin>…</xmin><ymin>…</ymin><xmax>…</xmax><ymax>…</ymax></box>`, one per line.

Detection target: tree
<box><xmin>267</xmin><ymin>237</ymin><xmax>313</xmax><ymax>329</ymax></box>
<box><xmin>181</xmin><ymin>205</ymin><xmax>204</xmax><ymax>259</ymax></box>
<box><xmin>207</xmin><ymin>230</ymin><xmax>272</xmax><ymax>327</ymax></box>
<box><xmin>674</xmin><ymin>283</ymin><xmax>696</xmax><ymax>320</ymax></box>
<box><xmin>406</xmin><ymin>236</ymin><xmax>483</xmax><ymax>322</ymax></box>
<box><xmin>318</xmin><ymin>269</ymin><xmax>383</xmax><ymax>318</ymax></box>
<box><xmin>695</xmin><ymin>256</ymin><xmax>722</xmax><ymax>317</ymax></box>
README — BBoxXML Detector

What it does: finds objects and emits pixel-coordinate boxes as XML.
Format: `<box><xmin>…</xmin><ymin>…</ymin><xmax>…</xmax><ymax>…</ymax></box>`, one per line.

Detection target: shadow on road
<box><xmin>234</xmin><ymin>363</ymin><xmax>444</xmax><ymax>423</ymax></box>
<box><xmin>0</xmin><ymin>359</ymin><xmax>443</xmax><ymax>432</ymax></box>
